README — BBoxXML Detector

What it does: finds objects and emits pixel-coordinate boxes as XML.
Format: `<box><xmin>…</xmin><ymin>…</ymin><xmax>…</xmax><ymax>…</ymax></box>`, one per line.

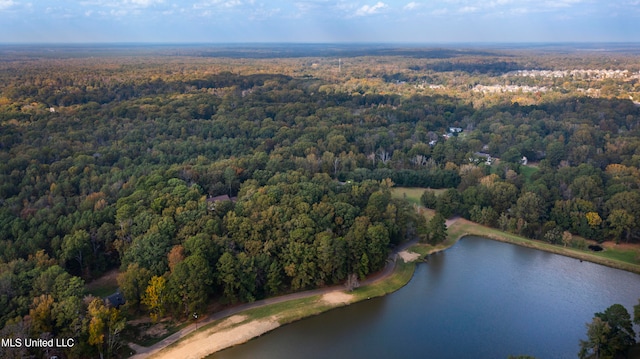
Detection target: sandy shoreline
<box><xmin>138</xmin><ymin>244</ymin><xmax>424</xmax><ymax>358</ymax></box>
<box><xmin>148</xmin><ymin>315</ymin><xmax>280</xmax><ymax>359</ymax></box>
<box><xmin>143</xmin><ymin>290</ymin><xmax>360</xmax><ymax>359</ymax></box>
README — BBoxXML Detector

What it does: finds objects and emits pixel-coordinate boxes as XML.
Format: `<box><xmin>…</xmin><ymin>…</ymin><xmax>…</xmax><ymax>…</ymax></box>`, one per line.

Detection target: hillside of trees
<box><xmin>1</xmin><ymin>45</ymin><xmax>640</xmax><ymax>358</ymax></box>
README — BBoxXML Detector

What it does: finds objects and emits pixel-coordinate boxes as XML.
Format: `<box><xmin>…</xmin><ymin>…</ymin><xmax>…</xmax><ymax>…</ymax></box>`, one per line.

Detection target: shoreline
<box><xmin>445</xmin><ymin>217</ymin><xmax>640</xmax><ymax>275</ymax></box>
<box><xmin>134</xmin><ymin>246</ymin><xmax>422</xmax><ymax>359</ymax></box>
<box><xmin>134</xmin><ymin>217</ymin><xmax>640</xmax><ymax>358</ymax></box>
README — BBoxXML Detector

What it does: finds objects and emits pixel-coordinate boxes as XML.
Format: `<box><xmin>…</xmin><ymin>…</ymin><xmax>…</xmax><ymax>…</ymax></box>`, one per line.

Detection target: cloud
<box><xmin>0</xmin><ymin>0</ymin><xmax>15</xmax><ymax>10</ymax></box>
<box><xmin>355</xmin><ymin>1</ymin><xmax>387</xmax><ymax>16</ymax></box>
<box><xmin>193</xmin><ymin>0</ymin><xmax>245</xmax><ymax>11</ymax></box>
<box><xmin>129</xmin><ymin>0</ymin><xmax>164</xmax><ymax>6</ymax></box>
<box><xmin>248</xmin><ymin>4</ymin><xmax>280</xmax><ymax>20</ymax></box>
<box><xmin>404</xmin><ymin>2</ymin><xmax>419</xmax><ymax>10</ymax></box>
<box><xmin>459</xmin><ymin>6</ymin><xmax>478</xmax><ymax>13</ymax></box>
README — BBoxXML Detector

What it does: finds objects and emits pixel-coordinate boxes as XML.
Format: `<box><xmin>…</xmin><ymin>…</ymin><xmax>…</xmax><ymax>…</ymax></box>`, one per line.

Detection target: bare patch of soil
<box><xmin>398</xmin><ymin>250</ymin><xmax>420</xmax><ymax>263</ymax></box>
<box><xmin>150</xmin><ymin>316</ymin><xmax>279</xmax><ymax>359</ymax></box>
<box><xmin>321</xmin><ymin>291</ymin><xmax>353</xmax><ymax>305</ymax></box>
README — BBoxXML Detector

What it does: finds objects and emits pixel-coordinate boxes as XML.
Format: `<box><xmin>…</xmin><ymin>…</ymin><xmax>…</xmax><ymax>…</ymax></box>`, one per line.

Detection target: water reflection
<box><xmin>212</xmin><ymin>237</ymin><xmax>640</xmax><ymax>359</ymax></box>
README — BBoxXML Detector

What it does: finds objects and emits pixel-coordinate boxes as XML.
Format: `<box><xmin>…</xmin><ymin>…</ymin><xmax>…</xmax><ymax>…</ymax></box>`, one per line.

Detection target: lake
<box><xmin>211</xmin><ymin>236</ymin><xmax>640</xmax><ymax>359</ymax></box>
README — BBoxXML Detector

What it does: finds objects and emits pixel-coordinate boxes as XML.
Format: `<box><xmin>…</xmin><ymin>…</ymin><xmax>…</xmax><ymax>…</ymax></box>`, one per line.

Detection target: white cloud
<box><xmin>248</xmin><ymin>4</ymin><xmax>280</xmax><ymax>20</ymax></box>
<box><xmin>110</xmin><ymin>8</ymin><xmax>129</xmax><ymax>17</ymax></box>
<box><xmin>129</xmin><ymin>0</ymin><xmax>164</xmax><ymax>6</ymax></box>
<box><xmin>0</xmin><ymin>0</ymin><xmax>15</xmax><ymax>10</ymax></box>
<box><xmin>355</xmin><ymin>1</ymin><xmax>387</xmax><ymax>16</ymax></box>
<box><xmin>543</xmin><ymin>0</ymin><xmax>582</xmax><ymax>8</ymax></box>
<box><xmin>459</xmin><ymin>6</ymin><xmax>477</xmax><ymax>13</ymax></box>
<box><xmin>489</xmin><ymin>0</ymin><xmax>513</xmax><ymax>5</ymax></box>
<box><xmin>193</xmin><ymin>0</ymin><xmax>244</xmax><ymax>10</ymax></box>
<box><xmin>404</xmin><ymin>2</ymin><xmax>419</xmax><ymax>10</ymax></box>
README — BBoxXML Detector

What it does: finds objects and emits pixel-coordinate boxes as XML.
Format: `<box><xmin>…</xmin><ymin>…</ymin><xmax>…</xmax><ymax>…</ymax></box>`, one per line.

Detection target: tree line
<box><xmin>1</xmin><ymin>50</ymin><xmax>640</xmax><ymax>357</ymax></box>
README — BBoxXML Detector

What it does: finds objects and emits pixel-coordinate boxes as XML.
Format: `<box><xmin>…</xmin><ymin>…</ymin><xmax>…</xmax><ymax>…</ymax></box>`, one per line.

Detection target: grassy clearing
<box><xmin>520</xmin><ymin>165</ymin><xmax>539</xmax><ymax>183</ymax></box>
<box><xmin>85</xmin><ymin>269</ymin><xmax>119</xmax><ymax>298</ymax></box>
<box><xmin>391</xmin><ymin>187</ymin><xmax>446</xmax><ymax>205</ymax></box>
<box><xmin>86</xmin><ymin>284</ymin><xmax>119</xmax><ymax>298</ymax></box>
<box><xmin>592</xmin><ymin>247</ymin><xmax>640</xmax><ymax>265</ymax></box>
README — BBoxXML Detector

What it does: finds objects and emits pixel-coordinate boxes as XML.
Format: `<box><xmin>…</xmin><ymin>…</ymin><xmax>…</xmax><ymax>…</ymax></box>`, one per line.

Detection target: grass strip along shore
<box><xmin>133</xmin><ymin>196</ymin><xmax>640</xmax><ymax>358</ymax></box>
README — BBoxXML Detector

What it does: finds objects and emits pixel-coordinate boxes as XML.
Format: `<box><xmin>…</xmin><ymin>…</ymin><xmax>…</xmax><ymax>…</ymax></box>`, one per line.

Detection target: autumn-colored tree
<box><xmin>141</xmin><ymin>276</ymin><xmax>168</xmax><ymax>322</ymax></box>
<box><xmin>29</xmin><ymin>294</ymin><xmax>54</xmax><ymax>334</ymax></box>
<box><xmin>167</xmin><ymin>245</ymin><xmax>185</xmax><ymax>272</ymax></box>
<box><xmin>86</xmin><ymin>298</ymin><xmax>125</xmax><ymax>359</ymax></box>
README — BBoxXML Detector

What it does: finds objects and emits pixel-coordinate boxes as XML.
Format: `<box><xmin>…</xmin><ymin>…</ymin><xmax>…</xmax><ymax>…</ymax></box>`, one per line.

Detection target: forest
<box><xmin>1</xmin><ymin>44</ymin><xmax>640</xmax><ymax>358</ymax></box>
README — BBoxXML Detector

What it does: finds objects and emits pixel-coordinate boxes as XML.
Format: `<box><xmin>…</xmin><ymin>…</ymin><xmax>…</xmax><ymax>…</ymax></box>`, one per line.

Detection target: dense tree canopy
<box><xmin>2</xmin><ymin>46</ymin><xmax>640</xmax><ymax>357</ymax></box>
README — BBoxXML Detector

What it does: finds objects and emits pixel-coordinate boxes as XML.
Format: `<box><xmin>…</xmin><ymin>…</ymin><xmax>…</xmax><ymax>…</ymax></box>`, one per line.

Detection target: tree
<box><xmin>117</xmin><ymin>263</ymin><xmax>151</xmax><ymax>312</ymax></box>
<box><xmin>595</xmin><ymin>304</ymin><xmax>636</xmax><ymax>355</ymax></box>
<box><xmin>169</xmin><ymin>255</ymin><xmax>213</xmax><ymax>318</ymax></box>
<box><xmin>344</xmin><ymin>273</ymin><xmax>360</xmax><ymax>292</ymax></box>
<box><xmin>435</xmin><ymin>189</ymin><xmax>460</xmax><ymax>219</ymax></box>
<box><xmin>562</xmin><ymin>231</ymin><xmax>573</xmax><ymax>248</ymax></box>
<box><xmin>420</xmin><ymin>190</ymin><xmax>437</xmax><ymax>209</ymax></box>
<box><xmin>61</xmin><ymin>229</ymin><xmax>91</xmax><ymax>275</ymax></box>
<box><xmin>607</xmin><ymin>209</ymin><xmax>633</xmax><ymax>243</ymax></box>
<box><xmin>86</xmin><ymin>298</ymin><xmax>125</xmax><ymax>359</ymax></box>
<box><xmin>29</xmin><ymin>294</ymin><xmax>54</xmax><ymax>334</ymax></box>
<box><xmin>579</xmin><ymin>317</ymin><xmax>610</xmax><ymax>359</ymax></box>
<box><xmin>514</xmin><ymin>192</ymin><xmax>546</xmax><ymax>225</ymax></box>
<box><xmin>585</xmin><ymin>212</ymin><xmax>603</xmax><ymax>229</ymax></box>
<box><xmin>217</xmin><ymin>252</ymin><xmax>240</xmax><ymax>303</ymax></box>
<box><xmin>426</xmin><ymin>213</ymin><xmax>447</xmax><ymax>245</ymax></box>
<box><xmin>580</xmin><ymin>304</ymin><xmax>636</xmax><ymax>359</ymax></box>
<box><xmin>489</xmin><ymin>181</ymin><xmax>518</xmax><ymax>215</ymax></box>
<box><xmin>167</xmin><ymin>245</ymin><xmax>185</xmax><ymax>272</ymax></box>
<box><xmin>141</xmin><ymin>275</ymin><xmax>167</xmax><ymax>322</ymax></box>
<box><xmin>266</xmin><ymin>260</ymin><xmax>283</xmax><ymax>296</ymax></box>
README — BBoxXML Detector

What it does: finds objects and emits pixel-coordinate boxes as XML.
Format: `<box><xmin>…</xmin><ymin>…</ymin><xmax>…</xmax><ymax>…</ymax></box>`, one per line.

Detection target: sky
<box><xmin>1</xmin><ymin>0</ymin><xmax>639</xmax><ymax>43</ymax></box>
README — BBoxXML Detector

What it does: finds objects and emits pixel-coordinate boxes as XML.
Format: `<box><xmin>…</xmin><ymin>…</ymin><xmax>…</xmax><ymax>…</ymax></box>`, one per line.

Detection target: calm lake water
<box><xmin>212</xmin><ymin>236</ymin><xmax>640</xmax><ymax>359</ymax></box>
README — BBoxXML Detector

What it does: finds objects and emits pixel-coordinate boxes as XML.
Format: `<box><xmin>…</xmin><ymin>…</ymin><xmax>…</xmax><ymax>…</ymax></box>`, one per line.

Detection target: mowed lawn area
<box><xmin>390</xmin><ymin>187</ymin><xmax>446</xmax><ymax>205</ymax></box>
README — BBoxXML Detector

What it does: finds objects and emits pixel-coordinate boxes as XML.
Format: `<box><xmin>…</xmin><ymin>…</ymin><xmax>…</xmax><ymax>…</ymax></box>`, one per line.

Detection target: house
<box><xmin>207</xmin><ymin>194</ymin><xmax>238</xmax><ymax>211</ymax></box>
<box><xmin>449</xmin><ymin>127</ymin><xmax>463</xmax><ymax>133</ymax></box>
<box><xmin>105</xmin><ymin>291</ymin><xmax>125</xmax><ymax>308</ymax></box>
<box><xmin>428</xmin><ymin>140</ymin><xmax>438</xmax><ymax>146</ymax></box>
<box><xmin>473</xmin><ymin>152</ymin><xmax>494</xmax><ymax>165</ymax></box>
<box><xmin>521</xmin><ymin>156</ymin><xmax>528</xmax><ymax>165</ymax></box>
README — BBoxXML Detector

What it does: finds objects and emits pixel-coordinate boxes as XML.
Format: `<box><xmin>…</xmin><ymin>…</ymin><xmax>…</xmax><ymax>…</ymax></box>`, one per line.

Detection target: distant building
<box><xmin>521</xmin><ymin>156</ymin><xmax>528</xmax><ymax>165</ymax></box>
<box><xmin>207</xmin><ymin>194</ymin><xmax>237</xmax><ymax>211</ymax></box>
<box><xmin>49</xmin><ymin>107</ymin><xmax>55</xmax><ymax>113</ymax></box>
<box><xmin>105</xmin><ymin>291</ymin><xmax>125</xmax><ymax>308</ymax></box>
<box><xmin>473</xmin><ymin>152</ymin><xmax>494</xmax><ymax>165</ymax></box>
<box><xmin>207</xmin><ymin>194</ymin><xmax>232</xmax><ymax>203</ymax></box>
<box><xmin>449</xmin><ymin>127</ymin><xmax>463</xmax><ymax>133</ymax></box>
